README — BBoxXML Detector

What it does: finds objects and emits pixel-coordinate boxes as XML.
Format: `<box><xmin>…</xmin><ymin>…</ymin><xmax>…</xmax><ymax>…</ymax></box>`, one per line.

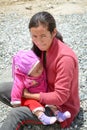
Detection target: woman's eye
<box><xmin>33</xmin><ymin>35</ymin><xmax>37</xmax><ymax>38</ymax></box>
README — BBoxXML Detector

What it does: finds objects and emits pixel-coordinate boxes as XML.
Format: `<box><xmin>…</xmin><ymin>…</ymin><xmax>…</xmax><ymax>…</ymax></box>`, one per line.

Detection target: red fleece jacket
<box><xmin>40</xmin><ymin>37</ymin><xmax>80</xmax><ymax>128</ymax></box>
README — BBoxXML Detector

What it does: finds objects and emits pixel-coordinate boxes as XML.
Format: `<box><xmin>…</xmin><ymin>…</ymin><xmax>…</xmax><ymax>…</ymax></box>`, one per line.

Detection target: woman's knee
<box><xmin>0</xmin><ymin>82</ymin><xmax>12</xmax><ymax>106</ymax></box>
<box><xmin>10</xmin><ymin>106</ymin><xmax>33</xmax><ymax>120</ymax></box>
<box><xmin>0</xmin><ymin>82</ymin><xmax>12</xmax><ymax>93</ymax></box>
<box><xmin>0</xmin><ymin>82</ymin><xmax>12</xmax><ymax>98</ymax></box>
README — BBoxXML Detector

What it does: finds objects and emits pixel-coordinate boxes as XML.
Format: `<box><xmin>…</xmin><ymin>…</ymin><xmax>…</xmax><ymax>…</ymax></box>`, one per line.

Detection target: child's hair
<box><xmin>29</xmin><ymin>11</ymin><xmax>63</xmax><ymax>58</ymax></box>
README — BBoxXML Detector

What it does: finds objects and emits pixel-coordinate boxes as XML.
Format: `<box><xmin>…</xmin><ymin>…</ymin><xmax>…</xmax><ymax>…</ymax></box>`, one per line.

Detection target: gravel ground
<box><xmin>0</xmin><ymin>11</ymin><xmax>87</xmax><ymax>129</ymax></box>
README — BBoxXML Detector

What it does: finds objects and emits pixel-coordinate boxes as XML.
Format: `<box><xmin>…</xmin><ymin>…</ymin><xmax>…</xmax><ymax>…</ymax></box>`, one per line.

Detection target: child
<box><xmin>11</xmin><ymin>50</ymin><xmax>71</xmax><ymax>125</ymax></box>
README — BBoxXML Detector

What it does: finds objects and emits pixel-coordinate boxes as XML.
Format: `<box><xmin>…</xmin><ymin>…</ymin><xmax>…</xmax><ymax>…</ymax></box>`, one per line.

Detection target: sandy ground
<box><xmin>0</xmin><ymin>0</ymin><xmax>87</xmax><ymax>17</ymax></box>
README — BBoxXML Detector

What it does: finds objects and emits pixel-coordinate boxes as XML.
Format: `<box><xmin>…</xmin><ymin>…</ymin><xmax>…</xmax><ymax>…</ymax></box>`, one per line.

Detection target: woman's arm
<box><xmin>23</xmin><ymin>56</ymin><xmax>75</xmax><ymax>106</ymax></box>
<box><xmin>39</xmin><ymin>56</ymin><xmax>76</xmax><ymax>106</ymax></box>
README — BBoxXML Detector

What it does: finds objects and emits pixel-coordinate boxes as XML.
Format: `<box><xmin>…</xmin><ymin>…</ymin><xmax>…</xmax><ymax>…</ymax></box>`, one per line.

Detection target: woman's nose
<box><xmin>36</xmin><ymin>37</ymin><xmax>43</xmax><ymax>44</ymax></box>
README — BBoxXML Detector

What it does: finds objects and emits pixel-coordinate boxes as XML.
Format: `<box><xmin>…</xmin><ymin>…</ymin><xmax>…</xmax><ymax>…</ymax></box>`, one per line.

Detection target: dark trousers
<box><xmin>0</xmin><ymin>82</ymin><xmax>60</xmax><ymax>130</ymax></box>
<box><xmin>0</xmin><ymin>82</ymin><xmax>83</xmax><ymax>130</ymax></box>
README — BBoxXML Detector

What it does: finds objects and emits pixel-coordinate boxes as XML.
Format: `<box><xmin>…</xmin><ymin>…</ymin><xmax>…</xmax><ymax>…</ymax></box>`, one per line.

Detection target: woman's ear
<box><xmin>52</xmin><ymin>28</ymin><xmax>57</xmax><ymax>38</ymax></box>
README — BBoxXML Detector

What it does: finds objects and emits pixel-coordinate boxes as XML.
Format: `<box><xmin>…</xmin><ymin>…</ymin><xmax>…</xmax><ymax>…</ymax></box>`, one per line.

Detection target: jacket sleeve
<box><xmin>40</xmin><ymin>56</ymin><xmax>76</xmax><ymax>106</ymax></box>
<box><xmin>11</xmin><ymin>70</ymin><xmax>24</xmax><ymax>105</ymax></box>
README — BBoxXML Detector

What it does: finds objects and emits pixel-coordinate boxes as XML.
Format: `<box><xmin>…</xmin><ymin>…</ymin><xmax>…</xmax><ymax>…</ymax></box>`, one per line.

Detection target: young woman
<box><xmin>0</xmin><ymin>11</ymin><xmax>80</xmax><ymax>130</ymax></box>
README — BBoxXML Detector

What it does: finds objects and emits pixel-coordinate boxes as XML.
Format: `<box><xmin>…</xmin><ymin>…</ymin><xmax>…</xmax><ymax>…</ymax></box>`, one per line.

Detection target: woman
<box><xmin>0</xmin><ymin>11</ymin><xmax>80</xmax><ymax>130</ymax></box>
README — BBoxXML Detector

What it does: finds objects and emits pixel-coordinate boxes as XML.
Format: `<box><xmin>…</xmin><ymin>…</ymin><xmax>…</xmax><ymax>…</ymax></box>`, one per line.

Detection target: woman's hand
<box><xmin>23</xmin><ymin>88</ymin><xmax>40</xmax><ymax>101</ymax></box>
<box><xmin>23</xmin><ymin>88</ymin><xmax>30</xmax><ymax>98</ymax></box>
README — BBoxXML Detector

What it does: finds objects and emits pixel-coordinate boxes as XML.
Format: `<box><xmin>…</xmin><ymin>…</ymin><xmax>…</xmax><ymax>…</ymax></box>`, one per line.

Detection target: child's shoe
<box><xmin>38</xmin><ymin>113</ymin><xmax>57</xmax><ymax>125</ymax></box>
<box><xmin>55</xmin><ymin>111</ymin><xmax>71</xmax><ymax>122</ymax></box>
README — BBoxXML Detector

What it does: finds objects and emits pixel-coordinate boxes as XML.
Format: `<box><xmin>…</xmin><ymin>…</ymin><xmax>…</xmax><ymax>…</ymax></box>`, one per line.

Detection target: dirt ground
<box><xmin>0</xmin><ymin>0</ymin><xmax>87</xmax><ymax>17</ymax></box>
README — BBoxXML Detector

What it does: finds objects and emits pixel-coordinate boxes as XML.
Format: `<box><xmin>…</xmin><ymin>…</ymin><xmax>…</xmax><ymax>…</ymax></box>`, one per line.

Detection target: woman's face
<box><xmin>30</xmin><ymin>25</ymin><xmax>56</xmax><ymax>51</ymax></box>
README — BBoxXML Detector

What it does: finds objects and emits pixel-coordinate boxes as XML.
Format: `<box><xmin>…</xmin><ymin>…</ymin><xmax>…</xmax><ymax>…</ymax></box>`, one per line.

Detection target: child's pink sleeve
<box><xmin>11</xmin><ymin>70</ymin><xmax>24</xmax><ymax>106</ymax></box>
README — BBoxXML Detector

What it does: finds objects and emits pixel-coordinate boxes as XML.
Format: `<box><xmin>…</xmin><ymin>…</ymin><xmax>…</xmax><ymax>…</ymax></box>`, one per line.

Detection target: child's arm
<box><xmin>11</xmin><ymin>72</ymin><xmax>24</xmax><ymax>107</ymax></box>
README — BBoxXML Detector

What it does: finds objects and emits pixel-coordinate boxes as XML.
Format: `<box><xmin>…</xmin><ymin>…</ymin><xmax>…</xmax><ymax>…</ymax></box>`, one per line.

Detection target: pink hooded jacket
<box><xmin>11</xmin><ymin>50</ymin><xmax>47</xmax><ymax>105</ymax></box>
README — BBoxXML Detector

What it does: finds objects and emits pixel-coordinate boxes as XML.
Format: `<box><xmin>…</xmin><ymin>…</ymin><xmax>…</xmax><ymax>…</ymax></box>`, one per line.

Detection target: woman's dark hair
<box><xmin>29</xmin><ymin>11</ymin><xmax>63</xmax><ymax>57</ymax></box>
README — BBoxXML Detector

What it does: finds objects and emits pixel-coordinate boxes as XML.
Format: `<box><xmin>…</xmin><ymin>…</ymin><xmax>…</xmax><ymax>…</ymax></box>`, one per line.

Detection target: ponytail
<box><xmin>56</xmin><ymin>31</ymin><xmax>64</xmax><ymax>42</ymax></box>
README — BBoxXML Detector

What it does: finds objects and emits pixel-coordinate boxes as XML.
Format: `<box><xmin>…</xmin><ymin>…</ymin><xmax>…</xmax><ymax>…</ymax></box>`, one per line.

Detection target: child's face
<box><xmin>29</xmin><ymin>62</ymin><xmax>43</xmax><ymax>77</ymax></box>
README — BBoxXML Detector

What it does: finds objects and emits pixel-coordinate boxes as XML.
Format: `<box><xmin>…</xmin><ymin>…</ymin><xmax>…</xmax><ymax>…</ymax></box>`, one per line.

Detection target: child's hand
<box><xmin>32</xmin><ymin>80</ymin><xmax>39</xmax><ymax>86</ymax></box>
<box><xmin>24</xmin><ymin>79</ymin><xmax>38</xmax><ymax>88</ymax></box>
